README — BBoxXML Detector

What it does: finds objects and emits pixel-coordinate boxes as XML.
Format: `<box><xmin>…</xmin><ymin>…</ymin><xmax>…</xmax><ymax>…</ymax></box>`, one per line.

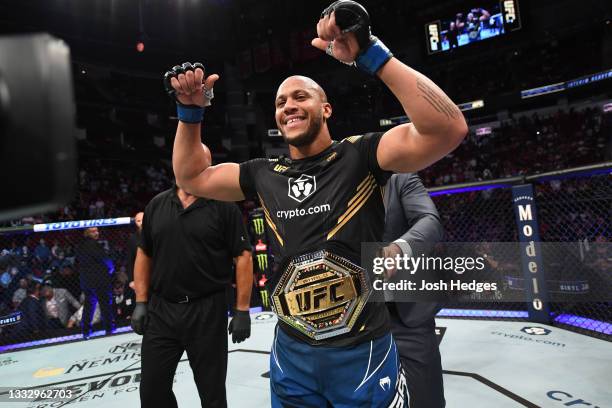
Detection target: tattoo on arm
<box><xmin>416</xmin><ymin>78</ymin><xmax>460</xmax><ymax>120</ymax></box>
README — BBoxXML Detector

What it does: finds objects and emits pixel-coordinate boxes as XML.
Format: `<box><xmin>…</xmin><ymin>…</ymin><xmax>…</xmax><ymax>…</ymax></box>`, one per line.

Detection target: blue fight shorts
<box><xmin>270</xmin><ymin>326</ymin><xmax>409</xmax><ymax>408</ymax></box>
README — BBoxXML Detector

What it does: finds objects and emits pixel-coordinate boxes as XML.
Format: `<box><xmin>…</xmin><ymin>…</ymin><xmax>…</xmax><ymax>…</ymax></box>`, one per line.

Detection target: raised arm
<box><xmin>375</xmin><ymin>61</ymin><xmax>468</xmax><ymax>172</ymax></box>
<box><xmin>165</xmin><ymin>63</ymin><xmax>245</xmax><ymax>201</ymax></box>
<box><xmin>312</xmin><ymin>1</ymin><xmax>468</xmax><ymax>173</ymax></box>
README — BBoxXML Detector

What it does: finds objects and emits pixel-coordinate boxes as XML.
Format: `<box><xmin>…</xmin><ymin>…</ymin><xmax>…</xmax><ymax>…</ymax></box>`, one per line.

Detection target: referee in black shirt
<box><xmin>131</xmin><ymin>184</ymin><xmax>253</xmax><ymax>408</ymax></box>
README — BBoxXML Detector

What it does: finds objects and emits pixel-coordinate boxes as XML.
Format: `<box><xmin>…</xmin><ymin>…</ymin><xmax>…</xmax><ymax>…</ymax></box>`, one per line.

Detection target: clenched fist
<box><xmin>163</xmin><ymin>62</ymin><xmax>219</xmax><ymax>107</ymax></box>
<box><xmin>311</xmin><ymin>1</ymin><xmax>393</xmax><ymax>75</ymax></box>
<box><xmin>311</xmin><ymin>1</ymin><xmax>374</xmax><ymax>64</ymax></box>
<box><xmin>312</xmin><ymin>8</ymin><xmax>361</xmax><ymax>65</ymax></box>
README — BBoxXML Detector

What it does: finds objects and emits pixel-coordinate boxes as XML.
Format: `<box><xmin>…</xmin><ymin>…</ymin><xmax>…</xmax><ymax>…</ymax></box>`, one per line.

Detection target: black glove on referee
<box><xmin>131</xmin><ymin>302</ymin><xmax>149</xmax><ymax>335</ymax></box>
<box><xmin>228</xmin><ymin>310</ymin><xmax>251</xmax><ymax>343</ymax></box>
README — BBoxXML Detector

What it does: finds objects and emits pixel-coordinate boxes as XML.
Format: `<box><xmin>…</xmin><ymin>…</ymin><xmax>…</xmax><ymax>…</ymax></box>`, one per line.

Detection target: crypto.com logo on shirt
<box><xmin>288</xmin><ymin>174</ymin><xmax>316</xmax><ymax>203</ymax></box>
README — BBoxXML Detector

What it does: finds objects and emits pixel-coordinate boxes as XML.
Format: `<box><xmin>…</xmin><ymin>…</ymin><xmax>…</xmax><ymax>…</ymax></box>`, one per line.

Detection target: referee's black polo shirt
<box><xmin>140</xmin><ymin>187</ymin><xmax>251</xmax><ymax>302</ymax></box>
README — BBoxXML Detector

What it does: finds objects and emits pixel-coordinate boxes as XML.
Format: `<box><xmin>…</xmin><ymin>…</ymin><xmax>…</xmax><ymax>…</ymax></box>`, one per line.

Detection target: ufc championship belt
<box><xmin>271</xmin><ymin>250</ymin><xmax>371</xmax><ymax>340</ymax></box>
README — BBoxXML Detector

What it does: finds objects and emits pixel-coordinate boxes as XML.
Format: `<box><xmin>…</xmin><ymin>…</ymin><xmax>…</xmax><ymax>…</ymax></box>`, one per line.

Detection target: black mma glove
<box><xmin>163</xmin><ymin>62</ymin><xmax>216</xmax><ymax>123</ymax></box>
<box><xmin>130</xmin><ymin>301</ymin><xmax>149</xmax><ymax>335</ymax></box>
<box><xmin>228</xmin><ymin>309</ymin><xmax>251</xmax><ymax>343</ymax></box>
<box><xmin>163</xmin><ymin>62</ymin><xmax>214</xmax><ymax>106</ymax></box>
<box><xmin>320</xmin><ymin>0</ymin><xmax>393</xmax><ymax>75</ymax></box>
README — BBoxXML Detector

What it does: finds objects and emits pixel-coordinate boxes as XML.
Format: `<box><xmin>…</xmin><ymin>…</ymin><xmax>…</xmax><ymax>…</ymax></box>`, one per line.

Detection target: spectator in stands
<box><xmin>8</xmin><ymin>241</ymin><xmax>21</xmax><ymax>260</ymax></box>
<box><xmin>50</xmin><ymin>240</ymin><xmax>61</xmax><ymax>260</ymax></box>
<box><xmin>41</xmin><ymin>284</ymin><xmax>81</xmax><ymax>328</ymax></box>
<box><xmin>67</xmin><ymin>302</ymin><xmax>101</xmax><ymax>329</ymax></box>
<box><xmin>0</xmin><ymin>249</ymin><xmax>10</xmax><ymax>268</ymax></box>
<box><xmin>89</xmin><ymin>201</ymin><xmax>97</xmax><ymax>218</ymax></box>
<box><xmin>76</xmin><ymin>227</ymin><xmax>115</xmax><ymax>338</ymax></box>
<box><xmin>112</xmin><ymin>280</ymin><xmax>135</xmax><ymax>325</ymax></box>
<box><xmin>2</xmin><ymin>161</ymin><xmax>174</xmax><ymax>228</ymax></box>
<box><xmin>0</xmin><ymin>266</ymin><xmax>18</xmax><ymax>290</ymax></box>
<box><xmin>95</xmin><ymin>197</ymin><xmax>105</xmax><ymax>218</ymax></box>
<box><xmin>18</xmin><ymin>244</ymin><xmax>29</xmax><ymax>261</ymax></box>
<box><xmin>49</xmin><ymin>251</ymin><xmax>70</xmax><ymax>272</ymax></box>
<box><xmin>16</xmin><ymin>281</ymin><xmax>47</xmax><ymax>336</ymax></box>
<box><xmin>34</xmin><ymin>238</ymin><xmax>51</xmax><ymax>269</ymax></box>
<box><xmin>50</xmin><ymin>265</ymin><xmax>81</xmax><ymax>300</ymax></box>
<box><xmin>64</xmin><ymin>244</ymin><xmax>76</xmax><ymax>263</ymax></box>
<box><xmin>11</xmin><ymin>278</ymin><xmax>28</xmax><ymax>309</ymax></box>
<box><xmin>114</xmin><ymin>266</ymin><xmax>129</xmax><ymax>288</ymax></box>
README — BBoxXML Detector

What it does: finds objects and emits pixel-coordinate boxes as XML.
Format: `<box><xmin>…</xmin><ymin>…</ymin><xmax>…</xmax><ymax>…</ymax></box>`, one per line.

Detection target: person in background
<box><xmin>67</xmin><ymin>302</ymin><xmax>101</xmax><ymax>329</ymax></box>
<box><xmin>17</xmin><ymin>281</ymin><xmax>47</xmax><ymax>336</ymax></box>
<box><xmin>131</xmin><ymin>183</ymin><xmax>253</xmax><ymax>408</ymax></box>
<box><xmin>50</xmin><ymin>265</ymin><xmax>81</xmax><ymax>300</ymax></box>
<box><xmin>34</xmin><ymin>238</ymin><xmax>51</xmax><ymax>270</ymax></box>
<box><xmin>41</xmin><ymin>284</ymin><xmax>81</xmax><ymax>328</ymax></box>
<box><xmin>11</xmin><ymin>277</ymin><xmax>29</xmax><ymax>309</ymax></box>
<box><xmin>75</xmin><ymin>227</ymin><xmax>114</xmax><ymax>338</ymax></box>
<box><xmin>381</xmin><ymin>173</ymin><xmax>446</xmax><ymax>407</ymax></box>
<box><xmin>112</xmin><ymin>280</ymin><xmax>135</xmax><ymax>324</ymax></box>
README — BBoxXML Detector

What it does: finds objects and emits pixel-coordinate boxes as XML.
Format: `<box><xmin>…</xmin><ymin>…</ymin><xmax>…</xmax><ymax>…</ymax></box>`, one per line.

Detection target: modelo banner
<box><xmin>511</xmin><ymin>184</ymin><xmax>550</xmax><ymax>323</ymax></box>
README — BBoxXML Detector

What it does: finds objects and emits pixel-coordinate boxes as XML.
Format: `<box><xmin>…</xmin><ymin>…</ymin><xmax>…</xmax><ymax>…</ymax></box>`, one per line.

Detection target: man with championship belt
<box><xmin>166</xmin><ymin>1</ymin><xmax>467</xmax><ymax>406</ymax></box>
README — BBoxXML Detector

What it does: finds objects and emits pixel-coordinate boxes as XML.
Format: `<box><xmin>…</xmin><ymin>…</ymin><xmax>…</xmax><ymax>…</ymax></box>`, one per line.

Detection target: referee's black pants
<box><xmin>140</xmin><ymin>291</ymin><xmax>228</xmax><ymax>408</ymax></box>
<box><xmin>388</xmin><ymin>307</ymin><xmax>445</xmax><ymax>408</ymax></box>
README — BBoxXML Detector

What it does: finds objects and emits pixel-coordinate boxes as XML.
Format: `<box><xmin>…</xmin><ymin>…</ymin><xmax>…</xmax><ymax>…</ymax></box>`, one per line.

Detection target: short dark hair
<box><xmin>27</xmin><ymin>281</ymin><xmax>40</xmax><ymax>295</ymax></box>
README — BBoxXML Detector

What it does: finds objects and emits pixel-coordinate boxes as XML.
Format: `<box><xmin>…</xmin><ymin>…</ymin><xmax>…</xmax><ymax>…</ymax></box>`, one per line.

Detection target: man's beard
<box><xmin>282</xmin><ymin>112</ymin><xmax>323</xmax><ymax>148</ymax></box>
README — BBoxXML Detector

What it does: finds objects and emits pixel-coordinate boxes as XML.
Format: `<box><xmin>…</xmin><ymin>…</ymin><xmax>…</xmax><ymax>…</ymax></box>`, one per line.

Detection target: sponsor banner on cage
<box><xmin>0</xmin><ymin>312</ymin><xmax>22</xmax><ymax>327</ymax></box>
<box><xmin>512</xmin><ymin>183</ymin><xmax>550</xmax><ymax>321</ymax></box>
<box><xmin>33</xmin><ymin>217</ymin><xmax>132</xmax><ymax>232</ymax></box>
<box><xmin>361</xmin><ymin>242</ymin><xmax>612</xmax><ymax>303</ymax></box>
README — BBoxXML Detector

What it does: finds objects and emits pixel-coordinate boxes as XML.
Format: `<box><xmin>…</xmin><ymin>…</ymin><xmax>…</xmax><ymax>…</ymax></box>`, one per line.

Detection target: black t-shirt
<box><xmin>140</xmin><ymin>188</ymin><xmax>251</xmax><ymax>301</ymax></box>
<box><xmin>240</xmin><ymin>133</ymin><xmax>393</xmax><ymax>346</ymax></box>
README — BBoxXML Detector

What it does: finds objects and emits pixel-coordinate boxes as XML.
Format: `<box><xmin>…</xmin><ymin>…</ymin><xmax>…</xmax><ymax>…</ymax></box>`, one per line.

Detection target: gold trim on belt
<box><xmin>271</xmin><ymin>250</ymin><xmax>370</xmax><ymax>340</ymax></box>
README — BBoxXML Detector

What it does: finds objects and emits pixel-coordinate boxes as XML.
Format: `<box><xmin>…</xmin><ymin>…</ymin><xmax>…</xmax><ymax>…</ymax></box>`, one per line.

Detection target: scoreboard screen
<box><xmin>426</xmin><ymin>0</ymin><xmax>521</xmax><ymax>54</ymax></box>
